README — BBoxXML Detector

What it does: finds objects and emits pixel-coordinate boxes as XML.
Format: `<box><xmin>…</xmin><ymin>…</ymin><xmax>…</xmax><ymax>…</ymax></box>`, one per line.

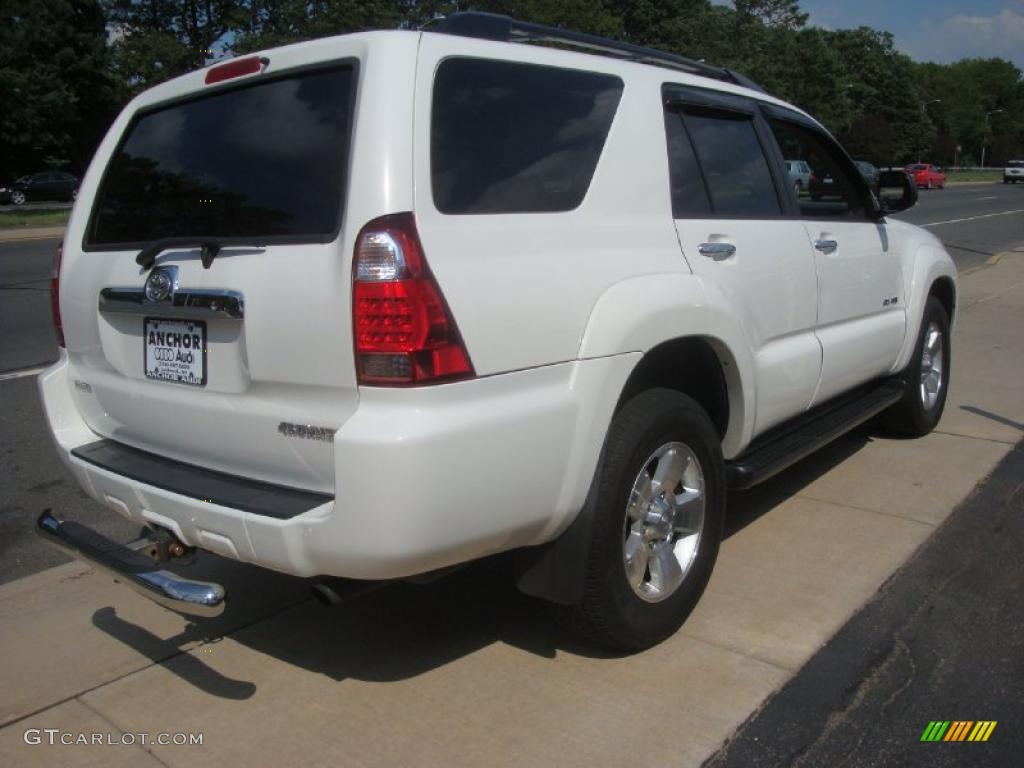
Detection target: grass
<box><xmin>0</xmin><ymin>209</ymin><xmax>70</xmax><ymax>229</ymax></box>
<box><xmin>945</xmin><ymin>169</ymin><xmax>1004</xmax><ymax>183</ymax></box>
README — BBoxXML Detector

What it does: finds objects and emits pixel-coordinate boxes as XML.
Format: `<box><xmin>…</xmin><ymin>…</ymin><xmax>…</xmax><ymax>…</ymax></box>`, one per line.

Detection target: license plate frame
<box><xmin>144</xmin><ymin>317</ymin><xmax>208</xmax><ymax>387</ymax></box>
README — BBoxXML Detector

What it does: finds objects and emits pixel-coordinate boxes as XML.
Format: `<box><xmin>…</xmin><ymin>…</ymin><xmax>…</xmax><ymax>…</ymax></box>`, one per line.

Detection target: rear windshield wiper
<box><xmin>136</xmin><ymin>238</ymin><xmax>226</xmax><ymax>270</ymax></box>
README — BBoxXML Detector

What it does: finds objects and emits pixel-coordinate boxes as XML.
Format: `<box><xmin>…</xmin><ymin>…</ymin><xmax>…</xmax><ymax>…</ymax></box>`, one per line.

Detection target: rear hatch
<box><xmin>61</xmin><ymin>59</ymin><xmax>361</xmax><ymax>493</ymax></box>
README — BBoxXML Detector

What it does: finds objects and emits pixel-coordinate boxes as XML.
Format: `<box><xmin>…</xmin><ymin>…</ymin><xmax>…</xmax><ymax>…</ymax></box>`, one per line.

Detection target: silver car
<box><xmin>785</xmin><ymin>159</ymin><xmax>812</xmax><ymax>195</ymax></box>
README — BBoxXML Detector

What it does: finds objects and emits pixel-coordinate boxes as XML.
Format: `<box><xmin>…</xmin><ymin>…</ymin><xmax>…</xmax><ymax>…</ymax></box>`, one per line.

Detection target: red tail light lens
<box><xmin>352</xmin><ymin>214</ymin><xmax>473</xmax><ymax>385</ymax></box>
<box><xmin>50</xmin><ymin>240</ymin><xmax>64</xmax><ymax>348</ymax></box>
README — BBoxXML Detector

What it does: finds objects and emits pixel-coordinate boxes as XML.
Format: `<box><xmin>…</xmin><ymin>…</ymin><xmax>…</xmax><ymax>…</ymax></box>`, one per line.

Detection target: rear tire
<box><xmin>557</xmin><ymin>389</ymin><xmax>725</xmax><ymax>651</ymax></box>
<box><xmin>879</xmin><ymin>296</ymin><xmax>950</xmax><ymax>437</ymax></box>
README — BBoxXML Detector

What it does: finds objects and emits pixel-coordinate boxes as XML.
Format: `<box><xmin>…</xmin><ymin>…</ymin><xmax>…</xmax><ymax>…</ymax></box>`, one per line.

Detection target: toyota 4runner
<box><xmin>37</xmin><ymin>13</ymin><xmax>957</xmax><ymax>650</ymax></box>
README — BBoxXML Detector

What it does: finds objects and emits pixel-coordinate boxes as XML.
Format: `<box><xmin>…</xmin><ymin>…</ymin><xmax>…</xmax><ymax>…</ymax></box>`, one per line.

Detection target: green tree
<box><xmin>0</xmin><ymin>0</ymin><xmax>117</xmax><ymax>179</ymax></box>
<box><xmin>103</xmin><ymin>0</ymin><xmax>248</xmax><ymax>93</ymax></box>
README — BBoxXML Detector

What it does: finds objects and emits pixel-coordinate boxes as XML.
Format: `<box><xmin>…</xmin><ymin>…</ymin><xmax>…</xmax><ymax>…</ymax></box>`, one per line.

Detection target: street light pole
<box><xmin>981</xmin><ymin>109</ymin><xmax>1004</xmax><ymax>168</ymax></box>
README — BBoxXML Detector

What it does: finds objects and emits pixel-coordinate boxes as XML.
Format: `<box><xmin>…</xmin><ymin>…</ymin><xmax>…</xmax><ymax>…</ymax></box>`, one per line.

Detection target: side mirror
<box><xmin>877</xmin><ymin>170</ymin><xmax>918</xmax><ymax>215</ymax></box>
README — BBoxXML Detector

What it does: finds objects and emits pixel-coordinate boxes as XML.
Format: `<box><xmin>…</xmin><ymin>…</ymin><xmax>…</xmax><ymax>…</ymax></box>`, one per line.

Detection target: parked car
<box><xmin>854</xmin><ymin>160</ymin><xmax>880</xmax><ymax>189</ymax></box>
<box><xmin>36</xmin><ymin>13</ymin><xmax>956</xmax><ymax>651</ymax></box>
<box><xmin>905</xmin><ymin>163</ymin><xmax>945</xmax><ymax>189</ymax></box>
<box><xmin>1004</xmin><ymin>160</ymin><xmax>1024</xmax><ymax>183</ymax></box>
<box><xmin>785</xmin><ymin>159</ymin><xmax>812</xmax><ymax>194</ymax></box>
<box><xmin>0</xmin><ymin>171</ymin><xmax>79</xmax><ymax>205</ymax></box>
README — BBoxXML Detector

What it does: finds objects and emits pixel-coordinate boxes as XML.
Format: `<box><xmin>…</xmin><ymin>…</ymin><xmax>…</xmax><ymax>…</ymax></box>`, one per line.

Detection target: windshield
<box><xmin>907</xmin><ymin>164</ymin><xmax>926</xmax><ymax>171</ymax></box>
<box><xmin>87</xmin><ymin>64</ymin><xmax>356</xmax><ymax>248</ymax></box>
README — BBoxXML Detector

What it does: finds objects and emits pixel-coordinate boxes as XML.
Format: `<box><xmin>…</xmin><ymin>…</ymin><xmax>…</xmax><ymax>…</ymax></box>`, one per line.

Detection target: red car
<box><xmin>905</xmin><ymin>163</ymin><xmax>946</xmax><ymax>189</ymax></box>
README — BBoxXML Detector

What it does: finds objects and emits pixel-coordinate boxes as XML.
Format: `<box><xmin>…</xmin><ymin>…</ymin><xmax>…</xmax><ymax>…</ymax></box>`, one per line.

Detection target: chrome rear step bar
<box><xmin>36</xmin><ymin>512</ymin><xmax>226</xmax><ymax>617</ymax></box>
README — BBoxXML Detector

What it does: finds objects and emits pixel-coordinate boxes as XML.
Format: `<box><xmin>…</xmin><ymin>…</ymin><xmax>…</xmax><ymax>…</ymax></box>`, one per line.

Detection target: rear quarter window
<box><xmin>87</xmin><ymin>64</ymin><xmax>356</xmax><ymax>248</ymax></box>
<box><xmin>431</xmin><ymin>58</ymin><xmax>623</xmax><ymax>214</ymax></box>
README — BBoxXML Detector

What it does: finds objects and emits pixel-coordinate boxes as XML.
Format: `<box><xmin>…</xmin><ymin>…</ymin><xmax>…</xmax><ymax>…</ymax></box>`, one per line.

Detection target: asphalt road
<box><xmin>706</xmin><ymin>440</ymin><xmax>1024</xmax><ymax>768</ymax></box>
<box><xmin>892</xmin><ymin>182</ymin><xmax>1024</xmax><ymax>272</ymax></box>
<box><xmin>0</xmin><ymin>185</ymin><xmax>1021</xmax><ymax>586</ymax></box>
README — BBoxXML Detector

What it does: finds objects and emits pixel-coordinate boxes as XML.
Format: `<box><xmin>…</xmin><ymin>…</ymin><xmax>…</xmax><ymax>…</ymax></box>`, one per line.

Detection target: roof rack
<box><xmin>430</xmin><ymin>12</ymin><xmax>765</xmax><ymax>93</ymax></box>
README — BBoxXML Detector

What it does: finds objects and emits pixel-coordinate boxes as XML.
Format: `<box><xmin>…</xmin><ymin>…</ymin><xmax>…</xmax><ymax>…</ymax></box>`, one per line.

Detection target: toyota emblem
<box><xmin>144</xmin><ymin>266</ymin><xmax>177</xmax><ymax>302</ymax></box>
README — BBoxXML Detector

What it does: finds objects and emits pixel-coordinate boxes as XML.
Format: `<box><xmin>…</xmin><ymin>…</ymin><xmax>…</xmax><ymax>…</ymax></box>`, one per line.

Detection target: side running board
<box><xmin>726</xmin><ymin>378</ymin><xmax>905</xmax><ymax>490</ymax></box>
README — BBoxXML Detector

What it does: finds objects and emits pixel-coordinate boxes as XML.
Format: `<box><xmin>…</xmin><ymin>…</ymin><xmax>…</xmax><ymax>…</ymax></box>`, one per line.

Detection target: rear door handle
<box><xmin>814</xmin><ymin>238</ymin><xmax>838</xmax><ymax>254</ymax></box>
<box><xmin>698</xmin><ymin>242</ymin><xmax>736</xmax><ymax>259</ymax></box>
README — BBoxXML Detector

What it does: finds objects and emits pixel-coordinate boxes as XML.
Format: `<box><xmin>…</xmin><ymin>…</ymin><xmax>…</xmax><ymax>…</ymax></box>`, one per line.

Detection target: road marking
<box><xmin>922</xmin><ymin>209</ymin><xmax>1024</xmax><ymax>227</ymax></box>
<box><xmin>0</xmin><ymin>365</ymin><xmax>49</xmax><ymax>382</ymax></box>
<box><xmin>977</xmin><ymin>196</ymin><xmax>997</xmax><ymax>201</ymax></box>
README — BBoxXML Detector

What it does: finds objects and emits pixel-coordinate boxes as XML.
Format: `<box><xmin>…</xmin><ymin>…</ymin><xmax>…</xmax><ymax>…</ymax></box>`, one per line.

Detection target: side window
<box><xmin>768</xmin><ymin>119</ymin><xmax>866</xmax><ymax>219</ymax></box>
<box><xmin>663</xmin><ymin>110</ymin><xmax>711</xmax><ymax>217</ymax></box>
<box><xmin>431</xmin><ymin>58</ymin><xmax>624</xmax><ymax>214</ymax></box>
<box><xmin>679</xmin><ymin>109</ymin><xmax>781</xmax><ymax>217</ymax></box>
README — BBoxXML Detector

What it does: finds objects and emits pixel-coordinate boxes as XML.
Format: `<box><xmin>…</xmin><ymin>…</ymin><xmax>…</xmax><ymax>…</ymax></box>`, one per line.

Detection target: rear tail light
<box><xmin>352</xmin><ymin>213</ymin><xmax>474</xmax><ymax>385</ymax></box>
<box><xmin>50</xmin><ymin>240</ymin><xmax>64</xmax><ymax>348</ymax></box>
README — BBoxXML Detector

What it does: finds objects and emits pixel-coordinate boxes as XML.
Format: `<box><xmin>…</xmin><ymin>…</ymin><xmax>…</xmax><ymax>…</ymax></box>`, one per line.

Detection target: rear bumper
<box><xmin>36</xmin><ymin>511</ymin><xmax>225</xmax><ymax>617</ymax></box>
<box><xmin>39</xmin><ymin>350</ymin><xmax>637</xmax><ymax>581</ymax></box>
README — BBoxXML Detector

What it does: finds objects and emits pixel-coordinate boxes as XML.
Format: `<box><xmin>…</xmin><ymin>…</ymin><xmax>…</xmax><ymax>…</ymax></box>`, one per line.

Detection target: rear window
<box><xmin>431</xmin><ymin>58</ymin><xmax>623</xmax><ymax>214</ymax></box>
<box><xmin>87</xmin><ymin>64</ymin><xmax>356</xmax><ymax>248</ymax></box>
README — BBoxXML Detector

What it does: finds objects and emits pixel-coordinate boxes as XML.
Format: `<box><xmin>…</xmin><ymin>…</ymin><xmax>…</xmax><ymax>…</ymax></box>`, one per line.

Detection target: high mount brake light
<box><xmin>51</xmin><ymin>241</ymin><xmax>64</xmax><ymax>348</ymax></box>
<box><xmin>205</xmin><ymin>56</ymin><xmax>267</xmax><ymax>85</ymax></box>
<box><xmin>352</xmin><ymin>214</ymin><xmax>474</xmax><ymax>386</ymax></box>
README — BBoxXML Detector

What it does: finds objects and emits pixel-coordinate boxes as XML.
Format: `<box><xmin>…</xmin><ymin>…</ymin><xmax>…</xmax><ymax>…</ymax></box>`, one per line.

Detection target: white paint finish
<box><xmin>39</xmin><ymin>27</ymin><xmax>960</xmax><ymax>584</ymax></box>
<box><xmin>577</xmin><ymin>273</ymin><xmax>755</xmax><ymax>458</ymax></box>
<box><xmin>413</xmin><ymin>35</ymin><xmax>686</xmax><ymax>375</ymax></box>
<box><xmin>676</xmin><ymin>218</ymin><xmax>821</xmax><ymax>435</ymax></box>
<box><xmin>55</xmin><ymin>34</ymin><xmax>425</xmax><ymax>492</ymax></box>
<box><xmin>804</xmin><ymin>220</ymin><xmax>906</xmax><ymax>402</ymax></box>
<box><xmin>813</xmin><ymin>311</ymin><xmax>907</xmax><ymax>404</ymax></box>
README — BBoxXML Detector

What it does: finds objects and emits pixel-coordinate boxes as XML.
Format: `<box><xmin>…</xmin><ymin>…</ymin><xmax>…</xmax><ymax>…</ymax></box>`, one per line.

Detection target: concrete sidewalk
<box><xmin>2</xmin><ymin>252</ymin><xmax>1022</xmax><ymax>767</ymax></box>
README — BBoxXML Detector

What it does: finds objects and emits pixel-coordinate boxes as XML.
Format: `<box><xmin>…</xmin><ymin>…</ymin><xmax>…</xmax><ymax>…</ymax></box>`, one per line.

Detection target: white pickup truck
<box><xmin>37</xmin><ymin>13</ymin><xmax>957</xmax><ymax>649</ymax></box>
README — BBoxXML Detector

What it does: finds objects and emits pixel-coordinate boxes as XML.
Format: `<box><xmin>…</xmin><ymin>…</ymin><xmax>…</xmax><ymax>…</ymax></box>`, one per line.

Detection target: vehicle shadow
<box><xmin>90</xmin><ymin>426</ymin><xmax>875</xmax><ymax>699</ymax></box>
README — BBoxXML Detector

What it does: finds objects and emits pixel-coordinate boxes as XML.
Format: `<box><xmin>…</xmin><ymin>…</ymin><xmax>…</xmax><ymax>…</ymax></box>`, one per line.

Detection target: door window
<box><xmin>667</xmin><ymin>107</ymin><xmax>781</xmax><ymax>218</ymax></box>
<box><xmin>769</xmin><ymin>120</ymin><xmax>867</xmax><ymax>219</ymax></box>
<box><xmin>431</xmin><ymin>58</ymin><xmax>623</xmax><ymax>214</ymax></box>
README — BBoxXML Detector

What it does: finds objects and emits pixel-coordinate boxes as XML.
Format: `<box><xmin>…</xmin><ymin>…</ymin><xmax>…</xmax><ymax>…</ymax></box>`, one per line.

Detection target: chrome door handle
<box><xmin>814</xmin><ymin>239</ymin><xmax>838</xmax><ymax>254</ymax></box>
<box><xmin>697</xmin><ymin>242</ymin><xmax>736</xmax><ymax>259</ymax></box>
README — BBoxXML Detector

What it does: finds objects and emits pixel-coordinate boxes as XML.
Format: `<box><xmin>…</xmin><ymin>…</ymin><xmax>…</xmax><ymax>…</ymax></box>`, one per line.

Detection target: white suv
<box><xmin>37</xmin><ymin>13</ymin><xmax>957</xmax><ymax>649</ymax></box>
<box><xmin>1005</xmin><ymin>160</ymin><xmax>1024</xmax><ymax>183</ymax></box>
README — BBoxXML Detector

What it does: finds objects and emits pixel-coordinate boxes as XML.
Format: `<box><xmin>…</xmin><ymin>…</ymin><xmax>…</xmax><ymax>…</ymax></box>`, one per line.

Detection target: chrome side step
<box><xmin>36</xmin><ymin>512</ymin><xmax>226</xmax><ymax>617</ymax></box>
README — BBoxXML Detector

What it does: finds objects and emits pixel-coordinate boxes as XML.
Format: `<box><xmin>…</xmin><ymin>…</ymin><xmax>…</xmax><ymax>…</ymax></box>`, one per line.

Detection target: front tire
<box><xmin>879</xmin><ymin>296</ymin><xmax>950</xmax><ymax>436</ymax></box>
<box><xmin>11</xmin><ymin>190</ymin><xmax>25</xmax><ymax>205</ymax></box>
<box><xmin>559</xmin><ymin>390</ymin><xmax>725</xmax><ymax>650</ymax></box>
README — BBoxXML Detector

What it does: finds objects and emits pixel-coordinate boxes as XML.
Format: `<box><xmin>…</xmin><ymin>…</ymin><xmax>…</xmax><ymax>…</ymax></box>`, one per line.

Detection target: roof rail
<box><xmin>430</xmin><ymin>12</ymin><xmax>765</xmax><ymax>93</ymax></box>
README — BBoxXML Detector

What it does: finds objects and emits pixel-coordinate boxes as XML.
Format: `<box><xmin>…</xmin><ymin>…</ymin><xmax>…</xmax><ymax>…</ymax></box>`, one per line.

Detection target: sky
<box><xmin>717</xmin><ymin>0</ymin><xmax>1024</xmax><ymax>70</ymax></box>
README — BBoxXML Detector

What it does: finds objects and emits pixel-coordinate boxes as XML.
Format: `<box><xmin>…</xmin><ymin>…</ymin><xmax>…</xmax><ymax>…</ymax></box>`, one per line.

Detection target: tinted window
<box><xmin>769</xmin><ymin>119</ymin><xmax>865</xmax><ymax>219</ymax></box>
<box><xmin>664</xmin><ymin>111</ymin><xmax>711</xmax><ymax>217</ymax></box>
<box><xmin>88</xmin><ymin>65</ymin><xmax>355</xmax><ymax>247</ymax></box>
<box><xmin>682</xmin><ymin>110</ymin><xmax>780</xmax><ymax>217</ymax></box>
<box><xmin>431</xmin><ymin>58</ymin><xmax>623</xmax><ymax>214</ymax></box>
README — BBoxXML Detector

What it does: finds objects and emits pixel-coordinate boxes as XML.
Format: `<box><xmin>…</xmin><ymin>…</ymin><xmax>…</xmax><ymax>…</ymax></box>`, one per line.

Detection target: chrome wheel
<box><xmin>11</xmin><ymin>190</ymin><xmax>25</xmax><ymax>205</ymax></box>
<box><xmin>623</xmin><ymin>441</ymin><xmax>705</xmax><ymax>603</ymax></box>
<box><xmin>919</xmin><ymin>320</ymin><xmax>944</xmax><ymax>411</ymax></box>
